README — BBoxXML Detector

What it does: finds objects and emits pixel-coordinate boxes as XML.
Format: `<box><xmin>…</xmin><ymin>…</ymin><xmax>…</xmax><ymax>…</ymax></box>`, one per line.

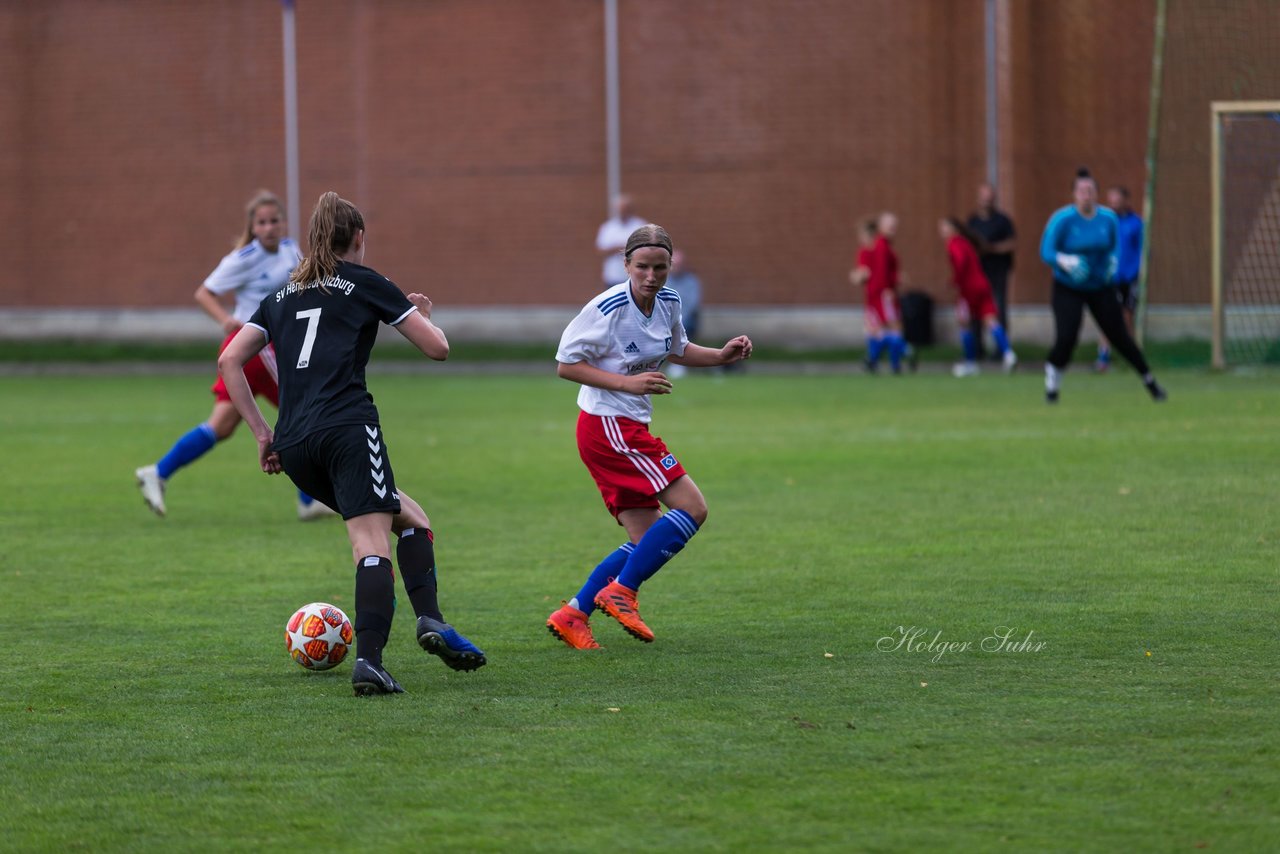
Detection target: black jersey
<box><xmin>247</xmin><ymin>261</ymin><xmax>415</xmax><ymax>451</ymax></box>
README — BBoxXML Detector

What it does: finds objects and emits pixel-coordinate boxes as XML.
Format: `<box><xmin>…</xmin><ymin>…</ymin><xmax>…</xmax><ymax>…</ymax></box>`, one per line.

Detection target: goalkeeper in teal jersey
<box><xmin>1038</xmin><ymin>168</ymin><xmax>1166</xmax><ymax>404</ymax></box>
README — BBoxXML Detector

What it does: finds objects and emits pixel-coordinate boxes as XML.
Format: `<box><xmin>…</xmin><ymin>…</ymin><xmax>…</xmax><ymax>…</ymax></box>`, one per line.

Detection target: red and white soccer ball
<box><xmin>285</xmin><ymin>602</ymin><xmax>353</xmax><ymax>671</ymax></box>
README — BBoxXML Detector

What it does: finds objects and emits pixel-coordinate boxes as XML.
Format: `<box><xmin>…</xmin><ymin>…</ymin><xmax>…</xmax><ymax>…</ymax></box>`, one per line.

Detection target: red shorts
<box><xmin>576</xmin><ymin>411</ymin><xmax>688</xmax><ymax>520</ymax></box>
<box><xmin>956</xmin><ymin>288</ymin><xmax>998</xmax><ymax>325</ymax></box>
<box><xmin>864</xmin><ymin>288</ymin><xmax>900</xmax><ymax>331</ymax></box>
<box><xmin>210</xmin><ymin>330</ymin><xmax>280</xmax><ymax>407</ymax></box>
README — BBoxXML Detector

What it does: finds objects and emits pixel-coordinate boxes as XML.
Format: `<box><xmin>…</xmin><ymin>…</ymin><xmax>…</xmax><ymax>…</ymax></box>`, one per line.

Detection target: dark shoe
<box><xmin>352</xmin><ymin>658</ymin><xmax>405</xmax><ymax>696</ymax></box>
<box><xmin>1146</xmin><ymin>381</ymin><xmax>1167</xmax><ymax>402</ymax></box>
<box><xmin>417</xmin><ymin>616</ymin><xmax>487</xmax><ymax>672</ymax></box>
<box><xmin>1046</xmin><ymin>389</ymin><xmax>1060</xmax><ymax>404</ymax></box>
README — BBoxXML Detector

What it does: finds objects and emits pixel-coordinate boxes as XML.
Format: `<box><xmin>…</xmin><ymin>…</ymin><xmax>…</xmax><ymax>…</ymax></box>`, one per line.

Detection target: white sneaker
<box><xmin>1002</xmin><ymin>350</ymin><xmax>1018</xmax><ymax>374</ymax></box>
<box><xmin>298</xmin><ymin>498</ymin><xmax>339</xmax><ymax>521</ymax></box>
<box><xmin>135</xmin><ymin>465</ymin><xmax>166</xmax><ymax>517</ymax></box>
<box><xmin>951</xmin><ymin>361</ymin><xmax>980</xmax><ymax>378</ymax></box>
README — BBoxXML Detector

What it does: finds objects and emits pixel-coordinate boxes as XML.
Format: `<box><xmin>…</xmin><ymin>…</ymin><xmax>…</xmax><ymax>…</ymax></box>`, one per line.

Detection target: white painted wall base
<box><xmin>0</xmin><ymin>305</ymin><xmax>1221</xmax><ymax>346</ymax></box>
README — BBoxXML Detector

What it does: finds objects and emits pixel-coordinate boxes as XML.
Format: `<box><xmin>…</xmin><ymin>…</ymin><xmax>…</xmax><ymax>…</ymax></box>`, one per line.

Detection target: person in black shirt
<box><xmin>967</xmin><ymin>184</ymin><xmax>1017</xmax><ymax>357</ymax></box>
<box><xmin>218</xmin><ymin>191</ymin><xmax>486</xmax><ymax>696</ymax></box>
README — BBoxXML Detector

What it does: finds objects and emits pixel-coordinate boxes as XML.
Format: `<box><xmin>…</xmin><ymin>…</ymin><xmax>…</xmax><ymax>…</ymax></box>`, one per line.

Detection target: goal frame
<box><xmin>1210</xmin><ymin>100</ymin><xmax>1280</xmax><ymax>369</ymax></box>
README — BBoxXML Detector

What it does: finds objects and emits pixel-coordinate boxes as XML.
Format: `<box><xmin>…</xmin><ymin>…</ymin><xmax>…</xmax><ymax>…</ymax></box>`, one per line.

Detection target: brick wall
<box><xmin>1</xmin><ymin>0</ymin><xmax>1188</xmax><ymax>314</ymax></box>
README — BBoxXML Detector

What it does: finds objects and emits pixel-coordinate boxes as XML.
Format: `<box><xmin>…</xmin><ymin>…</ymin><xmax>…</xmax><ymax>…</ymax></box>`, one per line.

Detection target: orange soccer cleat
<box><xmin>546</xmin><ymin>603</ymin><xmax>602</xmax><ymax>650</ymax></box>
<box><xmin>593</xmin><ymin>581</ymin><xmax>655</xmax><ymax>643</ymax></box>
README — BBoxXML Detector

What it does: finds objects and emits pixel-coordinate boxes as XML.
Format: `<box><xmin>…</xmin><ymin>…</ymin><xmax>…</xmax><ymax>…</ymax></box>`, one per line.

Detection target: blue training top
<box><xmin>1115</xmin><ymin>210</ymin><xmax>1144</xmax><ymax>284</ymax></box>
<box><xmin>1039</xmin><ymin>205</ymin><xmax>1120</xmax><ymax>291</ymax></box>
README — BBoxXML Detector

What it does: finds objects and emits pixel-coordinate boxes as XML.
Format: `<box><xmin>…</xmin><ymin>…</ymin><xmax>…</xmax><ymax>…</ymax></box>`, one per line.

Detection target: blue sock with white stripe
<box><xmin>157</xmin><ymin>423</ymin><xmax>217</xmax><ymax>479</ymax></box>
<box><xmin>570</xmin><ymin>542</ymin><xmax>635</xmax><ymax>616</ymax></box>
<box><xmin>616</xmin><ymin>509</ymin><xmax>699</xmax><ymax>591</ymax></box>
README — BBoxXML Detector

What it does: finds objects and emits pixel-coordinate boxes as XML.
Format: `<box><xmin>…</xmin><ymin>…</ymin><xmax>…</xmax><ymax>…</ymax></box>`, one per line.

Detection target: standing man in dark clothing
<box><xmin>967</xmin><ymin>183</ymin><xmax>1017</xmax><ymax>358</ymax></box>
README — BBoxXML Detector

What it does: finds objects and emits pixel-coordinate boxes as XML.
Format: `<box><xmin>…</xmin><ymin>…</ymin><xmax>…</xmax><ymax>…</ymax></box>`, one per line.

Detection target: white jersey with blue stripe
<box><xmin>203</xmin><ymin>238</ymin><xmax>302</xmax><ymax>323</ymax></box>
<box><xmin>556</xmin><ymin>281</ymin><xmax>689</xmax><ymax>423</ymax></box>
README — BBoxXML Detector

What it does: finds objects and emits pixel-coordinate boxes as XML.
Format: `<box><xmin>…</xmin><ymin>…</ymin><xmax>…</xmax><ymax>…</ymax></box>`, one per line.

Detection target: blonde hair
<box><xmin>623</xmin><ymin>223</ymin><xmax>673</xmax><ymax>261</ymax></box>
<box><xmin>234</xmin><ymin>189</ymin><xmax>284</xmax><ymax>250</ymax></box>
<box><xmin>291</xmin><ymin>191</ymin><xmax>365</xmax><ymax>284</ymax></box>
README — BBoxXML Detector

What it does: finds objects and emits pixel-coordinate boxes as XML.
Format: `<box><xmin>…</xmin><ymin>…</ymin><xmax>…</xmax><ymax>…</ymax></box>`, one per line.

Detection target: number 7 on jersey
<box><xmin>295</xmin><ymin>308</ymin><xmax>322</xmax><ymax>369</ymax></box>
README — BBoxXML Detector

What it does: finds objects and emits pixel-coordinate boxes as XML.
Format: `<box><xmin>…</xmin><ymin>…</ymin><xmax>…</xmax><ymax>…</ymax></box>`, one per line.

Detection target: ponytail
<box><xmin>947</xmin><ymin>216</ymin><xmax>984</xmax><ymax>251</ymax></box>
<box><xmin>291</xmin><ymin>191</ymin><xmax>365</xmax><ymax>284</ymax></box>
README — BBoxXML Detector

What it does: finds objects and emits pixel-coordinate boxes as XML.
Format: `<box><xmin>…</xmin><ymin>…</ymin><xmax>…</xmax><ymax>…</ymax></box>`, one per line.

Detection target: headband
<box><xmin>626</xmin><ymin>243</ymin><xmax>672</xmax><ymax>257</ymax></box>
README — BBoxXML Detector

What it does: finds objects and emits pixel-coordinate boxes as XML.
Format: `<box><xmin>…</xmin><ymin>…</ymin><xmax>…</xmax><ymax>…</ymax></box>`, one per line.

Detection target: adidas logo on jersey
<box><xmin>625</xmin><ymin>342</ymin><xmax>640</xmax><ymax>354</ymax></box>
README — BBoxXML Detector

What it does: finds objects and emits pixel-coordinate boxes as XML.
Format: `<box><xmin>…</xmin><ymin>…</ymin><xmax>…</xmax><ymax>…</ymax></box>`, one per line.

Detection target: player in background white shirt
<box><xmin>547</xmin><ymin>223</ymin><xmax>752</xmax><ymax>650</ymax></box>
<box><xmin>135</xmin><ymin>190</ymin><xmax>334</xmax><ymax>520</ymax></box>
<box><xmin>595</xmin><ymin>193</ymin><xmax>648</xmax><ymax>286</ymax></box>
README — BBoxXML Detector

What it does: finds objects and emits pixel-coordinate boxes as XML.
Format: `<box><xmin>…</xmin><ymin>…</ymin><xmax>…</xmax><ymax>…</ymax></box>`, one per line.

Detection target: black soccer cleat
<box><xmin>417</xmin><ymin>616</ymin><xmax>487</xmax><ymax>672</ymax></box>
<box><xmin>1146</xmin><ymin>380</ymin><xmax>1168</xmax><ymax>402</ymax></box>
<box><xmin>352</xmin><ymin>658</ymin><xmax>405</xmax><ymax>696</ymax></box>
<box><xmin>1045</xmin><ymin>389</ymin><xmax>1060</xmax><ymax>404</ymax></box>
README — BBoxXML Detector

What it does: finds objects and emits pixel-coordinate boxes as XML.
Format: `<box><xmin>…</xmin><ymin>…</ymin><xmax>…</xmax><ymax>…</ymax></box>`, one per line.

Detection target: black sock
<box><xmin>397</xmin><ymin>528</ymin><xmax>444</xmax><ymax>622</ymax></box>
<box><xmin>354</xmin><ymin>555</ymin><xmax>396</xmax><ymax>665</ymax></box>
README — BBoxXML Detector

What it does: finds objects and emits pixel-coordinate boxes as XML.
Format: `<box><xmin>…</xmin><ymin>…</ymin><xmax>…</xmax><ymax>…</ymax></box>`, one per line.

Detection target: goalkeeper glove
<box><xmin>1055</xmin><ymin>252</ymin><xmax>1090</xmax><ymax>284</ymax></box>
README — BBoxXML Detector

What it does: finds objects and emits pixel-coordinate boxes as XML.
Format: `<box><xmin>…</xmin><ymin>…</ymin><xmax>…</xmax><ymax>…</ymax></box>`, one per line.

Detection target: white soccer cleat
<box><xmin>297</xmin><ymin>498</ymin><xmax>339</xmax><ymax>521</ymax></box>
<box><xmin>1002</xmin><ymin>350</ymin><xmax>1018</xmax><ymax>373</ymax></box>
<box><xmin>135</xmin><ymin>465</ymin><xmax>166</xmax><ymax>517</ymax></box>
<box><xmin>951</xmin><ymin>361</ymin><xmax>980</xmax><ymax>378</ymax></box>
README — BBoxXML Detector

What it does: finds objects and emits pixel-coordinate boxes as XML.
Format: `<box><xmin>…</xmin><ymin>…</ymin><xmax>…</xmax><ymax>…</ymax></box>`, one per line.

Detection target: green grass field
<box><xmin>2</xmin><ymin>367</ymin><xmax>1277</xmax><ymax>851</ymax></box>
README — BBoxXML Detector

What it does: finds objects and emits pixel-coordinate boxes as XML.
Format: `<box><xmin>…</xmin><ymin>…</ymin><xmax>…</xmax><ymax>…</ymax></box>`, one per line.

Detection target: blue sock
<box><xmin>156</xmin><ymin>423</ymin><xmax>217</xmax><ymax>480</ymax></box>
<box><xmin>570</xmin><ymin>543</ymin><xmax>634</xmax><ymax>616</ymax></box>
<box><xmin>886</xmin><ymin>334</ymin><xmax>906</xmax><ymax>371</ymax></box>
<box><xmin>1097</xmin><ymin>344</ymin><xmax>1111</xmax><ymax>364</ymax></box>
<box><xmin>960</xmin><ymin>330</ymin><xmax>977</xmax><ymax>362</ymax></box>
<box><xmin>867</xmin><ymin>335</ymin><xmax>884</xmax><ymax>365</ymax></box>
<box><xmin>298</xmin><ymin>491</ymin><xmax>318</xmax><ymax>506</ymax></box>
<box><xmin>616</xmin><ymin>509</ymin><xmax>699</xmax><ymax>591</ymax></box>
<box><xmin>991</xmin><ymin>324</ymin><xmax>1010</xmax><ymax>355</ymax></box>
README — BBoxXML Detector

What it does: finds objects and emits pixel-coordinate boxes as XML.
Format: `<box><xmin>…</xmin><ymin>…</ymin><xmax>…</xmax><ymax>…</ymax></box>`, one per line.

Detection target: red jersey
<box><xmin>946</xmin><ymin>235</ymin><xmax>992</xmax><ymax>300</ymax></box>
<box><xmin>866</xmin><ymin>235</ymin><xmax>898</xmax><ymax>301</ymax></box>
<box><xmin>947</xmin><ymin>235</ymin><xmax>998</xmax><ymax>322</ymax></box>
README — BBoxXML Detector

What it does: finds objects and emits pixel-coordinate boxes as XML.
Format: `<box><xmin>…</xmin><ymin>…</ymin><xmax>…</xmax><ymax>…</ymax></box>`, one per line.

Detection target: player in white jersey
<box><xmin>134</xmin><ymin>190</ymin><xmax>334</xmax><ymax>520</ymax></box>
<box><xmin>546</xmin><ymin>223</ymin><xmax>753</xmax><ymax>649</ymax></box>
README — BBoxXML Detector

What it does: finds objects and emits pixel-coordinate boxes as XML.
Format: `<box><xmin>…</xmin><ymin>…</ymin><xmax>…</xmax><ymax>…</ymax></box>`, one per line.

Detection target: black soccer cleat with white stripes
<box><xmin>352</xmin><ymin>658</ymin><xmax>405</xmax><ymax>696</ymax></box>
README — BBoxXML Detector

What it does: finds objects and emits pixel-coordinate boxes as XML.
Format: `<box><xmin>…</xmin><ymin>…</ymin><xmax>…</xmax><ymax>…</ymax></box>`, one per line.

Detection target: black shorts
<box><xmin>1115</xmin><ymin>280</ymin><xmax>1138</xmax><ymax>312</ymax></box>
<box><xmin>277</xmin><ymin>423</ymin><xmax>401</xmax><ymax>520</ymax></box>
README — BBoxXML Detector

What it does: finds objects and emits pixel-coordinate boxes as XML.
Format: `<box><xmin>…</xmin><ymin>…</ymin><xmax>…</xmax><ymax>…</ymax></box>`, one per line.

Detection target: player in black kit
<box><xmin>218</xmin><ymin>191</ymin><xmax>485</xmax><ymax>696</ymax></box>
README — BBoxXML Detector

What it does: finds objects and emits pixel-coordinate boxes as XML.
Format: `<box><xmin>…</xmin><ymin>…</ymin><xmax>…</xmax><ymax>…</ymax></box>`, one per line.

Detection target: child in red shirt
<box><xmin>940</xmin><ymin>217</ymin><xmax>1017</xmax><ymax>376</ymax></box>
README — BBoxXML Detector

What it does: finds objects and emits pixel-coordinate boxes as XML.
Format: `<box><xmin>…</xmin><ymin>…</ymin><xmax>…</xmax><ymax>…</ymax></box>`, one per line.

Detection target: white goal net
<box><xmin>1212</xmin><ymin>101</ymin><xmax>1280</xmax><ymax>367</ymax></box>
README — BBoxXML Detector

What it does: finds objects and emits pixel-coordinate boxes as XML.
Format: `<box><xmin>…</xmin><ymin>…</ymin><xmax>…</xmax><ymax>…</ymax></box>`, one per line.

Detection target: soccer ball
<box><xmin>285</xmin><ymin>602</ymin><xmax>353</xmax><ymax>670</ymax></box>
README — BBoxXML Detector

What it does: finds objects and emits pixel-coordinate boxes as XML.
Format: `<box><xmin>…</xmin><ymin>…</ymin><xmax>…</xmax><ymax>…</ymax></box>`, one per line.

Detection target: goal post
<box><xmin>1211</xmin><ymin>100</ymin><xmax>1280</xmax><ymax>369</ymax></box>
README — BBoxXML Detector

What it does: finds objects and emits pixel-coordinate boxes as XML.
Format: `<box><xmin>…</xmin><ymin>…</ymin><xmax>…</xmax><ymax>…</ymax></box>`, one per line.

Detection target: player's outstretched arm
<box><xmin>217</xmin><ymin>326</ymin><xmax>282</xmax><ymax>474</ymax></box>
<box><xmin>557</xmin><ymin>360</ymin><xmax>672</xmax><ymax>396</ymax></box>
<box><xmin>397</xmin><ymin>293</ymin><xmax>449</xmax><ymax>360</ymax></box>
<box><xmin>194</xmin><ymin>285</ymin><xmax>240</xmax><ymax>335</ymax></box>
<box><xmin>668</xmin><ymin>336</ymin><xmax>753</xmax><ymax>368</ymax></box>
